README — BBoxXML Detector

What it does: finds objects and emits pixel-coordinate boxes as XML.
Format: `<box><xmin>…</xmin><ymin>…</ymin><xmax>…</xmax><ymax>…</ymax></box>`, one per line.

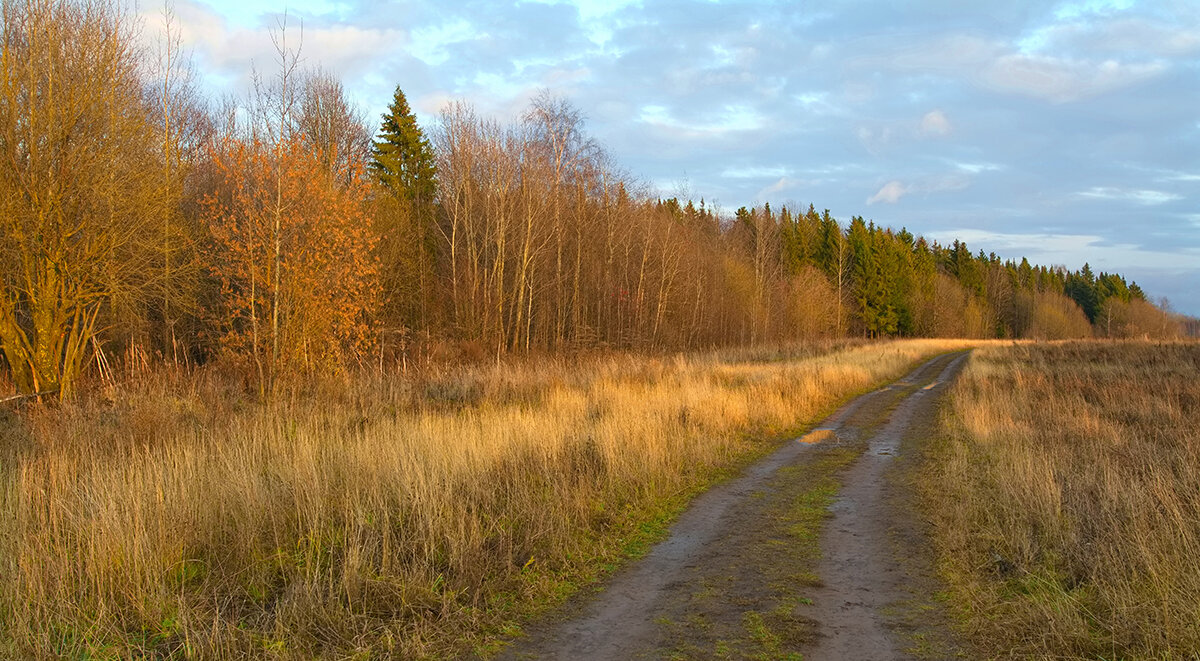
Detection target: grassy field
<box><xmin>0</xmin><ymin>339</ymin><xmax>971</xmax><ymax>659</ymax></box>
<box><xmin>924</xmin><ymin>340</ymin><xmax>1200</xmax><ymax>659</ymax></box>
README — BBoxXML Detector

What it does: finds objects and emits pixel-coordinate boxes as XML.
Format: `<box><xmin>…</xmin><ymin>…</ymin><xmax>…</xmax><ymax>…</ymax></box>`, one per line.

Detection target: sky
<box><xmin>149</xmin><ymin>0</ymin><xmax>1200</xmax><ymax>315</ymax></box>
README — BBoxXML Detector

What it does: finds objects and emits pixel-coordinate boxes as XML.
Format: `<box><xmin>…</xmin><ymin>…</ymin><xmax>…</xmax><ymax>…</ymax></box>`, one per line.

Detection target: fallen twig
<box><xmin>0</xmin><ymin>389</ymin><xmax>59</xmax><ymax>404</ymax></box>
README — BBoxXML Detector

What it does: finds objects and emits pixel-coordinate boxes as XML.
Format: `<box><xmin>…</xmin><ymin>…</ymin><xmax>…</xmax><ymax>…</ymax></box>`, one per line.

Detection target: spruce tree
<box><xmin>371</xmin><ymin>86</ymin><xmax>439</xmax><ymax>334</ymax></box>
<box><xmin>371</xmin><ymin>86</ymin><xmax>437</xmax><ymax>203</ymax></box>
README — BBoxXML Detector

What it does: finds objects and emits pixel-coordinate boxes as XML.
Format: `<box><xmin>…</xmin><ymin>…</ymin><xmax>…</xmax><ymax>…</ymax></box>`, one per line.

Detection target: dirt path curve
<box><xmin>498</xmin><ymin>351</ymin><xmax>970</xmax><ymax>660</ymax></box>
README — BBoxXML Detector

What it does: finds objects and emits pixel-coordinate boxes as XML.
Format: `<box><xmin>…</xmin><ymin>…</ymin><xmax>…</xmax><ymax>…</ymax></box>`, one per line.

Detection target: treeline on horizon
<box><xmin>0</xmin><ymin>0</ymin><xmax>1187</xmax><ymax>399</ymax></box>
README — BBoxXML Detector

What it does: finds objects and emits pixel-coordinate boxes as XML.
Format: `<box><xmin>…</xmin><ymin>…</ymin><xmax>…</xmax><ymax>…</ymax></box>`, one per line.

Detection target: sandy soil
<box><xmin>497</xmin><ymin>352</ymin><xmax>969</xmax><ymax>660</ymax></box>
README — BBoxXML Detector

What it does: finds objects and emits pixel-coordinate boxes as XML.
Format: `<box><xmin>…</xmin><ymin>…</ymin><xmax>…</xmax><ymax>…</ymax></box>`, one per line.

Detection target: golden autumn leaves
<box><xmin>203</xmin><ymin>135</ymin><xmax>378</xmax><ymax>379</ymax></box>
<box><xmin>0</xmin><ymin>0</ymin><xmax>384</xmax><ymax>396</ymax></box>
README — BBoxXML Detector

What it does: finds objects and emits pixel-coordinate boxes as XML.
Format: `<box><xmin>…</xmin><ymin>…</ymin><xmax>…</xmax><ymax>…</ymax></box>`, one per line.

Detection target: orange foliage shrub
<box><xmin>202</xmin><ymin>135</ymin><xmax>378</xmax><ymax>375</ymax></box>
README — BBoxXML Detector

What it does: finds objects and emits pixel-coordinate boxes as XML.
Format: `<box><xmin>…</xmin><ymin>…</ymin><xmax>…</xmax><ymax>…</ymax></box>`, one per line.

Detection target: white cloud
<box><xmin>983</xmin><ymin>54</ymin><xmax>1167</xmax><ymax>103</ymax></box>
<box><xmin>1022</xmin><ymin>18</ymin><xmax>1200</xmax><ymax>59</ymax></box>
<box><xmin>1103</xmin><ymin>20</ymin><xmax>1200</xmax><ymax>57</ymax></box>
<box><xmin>1166</xmin><ymin>172</ymin><xmax>1200</xmax><ymax>182</ymax></box>
<box><xmin>868</xmin><ymin>181</ymin><xmax>909</xmax><ymax>204</ymax></box>
<box><xmin>1054</xmin><ymin>0</ymin><xmax>1134</xmax><ymax>21</ymax></box>
<box><xmin>1078</xmin><ymin>187</ymin><xmax>1183</xmax><ymax>205</ymax></box>
<box><xmin>760</xmin><ymin>177</ymin><xmax>798</xmax><ymax>195</ymax></box>
<box><xmin>863</xmin><ymin>30</ymin><xmax>1173</xmax><ymax>104</ymax></box>
<box><xmin>302</xmin><ymin>25</ymin><xmax>408</xmax><ymax>74</ymax></box>
<box><xmin>722</xmin><ymin>165</ymin><xmax>788</xmax><ymax>179</ymax></box>
<box><xmin>855</xmin><ymin>110</ymin><xmax>953</xmax><ymax>156</ymax></box>
<box><xmin>925</xmin><ymin>175</ymin><xmax>971</xmax><ymax>194</ymax></box>
<box><xmin>636</xmin><ymin>103</ymin><xmax>766</xmax><ymax>138</ymax></box>
<box><xmin>919</xmin><ymin>109</ymin><xmax>951</xmax><ymax>136</ymax></box>
<box><xmin>793</xmin><ymin>91</ymin><xmax>841</xmax><ymax>116</ymax></box>
<box><xmin>866</xmin><ymin>175</ymin><xmax>969</xmax><ymax>205</ymax></box>
<box><xmin>951</xmin><ymin>161</ymin><xmax>1004</xmax><ymax>174</ymax></box>
<box><xmin>414</xmin><ymin>91</ymin><xmax>457</xmax><ymax>116</ymax></box>
<box><xmin>543</xmin><ymin>66</ymin><xmax>592</xmax><ymax>87</ymax></box>
<box><xmin>856</xmin><ymin>125</ymin><xmax>897</xmax><ymax>154</ymax></box>
<box><xmin>522</xmin><ymin>0</ymin><xmax>641</xmax><ymax>22</ymax></box>
<box><xmin>150</xmin><ymin>1</ymin><xmax>405</xmax><ymax>91</ymax></box>
<box><xmin>756</xmin><ymin>176</ymin><xmax>835</xmax><ymax>198</ymax></box>
<box><xmin>410</xmin><ymin>19</ymin><xmax>480</xmax><ymax>66</ymax></box>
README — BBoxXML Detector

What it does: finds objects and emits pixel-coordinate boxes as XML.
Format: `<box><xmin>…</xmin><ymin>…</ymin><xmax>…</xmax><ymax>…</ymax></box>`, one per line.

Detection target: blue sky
<box><xmin>152</xmin><ymin>0</ymin><xmax>1200</xmax><ymax>314</ymax></box>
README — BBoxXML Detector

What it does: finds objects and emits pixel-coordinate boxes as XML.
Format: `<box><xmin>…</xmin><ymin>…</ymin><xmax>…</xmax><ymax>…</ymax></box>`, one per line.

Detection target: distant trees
<box><xmin>847</xmin><ymin>217</ymin><xmax>900</xmax><ymax>338</ymax></box>
<box><xmin>1028</xmin><ymin>291</ymin><xmax>1093</xmax><ymax>339</ymax></box>
<box><xmin>814</xmin><ymin>209</ymin><xmax>850</xmax><ymax>335</ymax></box>
<box><xmin>0</xmin><ymin>2</ymin><xmax>1185</xmax><ymax>400</ymax></box>
<box><xmin>1054</xmin><ymin>262</ymin><xmax>1182</xmax><ymax>338</ymax></box>
<box><xmin>432</xmin><ymin>98</ymin><xmax>708</xmax><ymax>353</ymax></box>
<box><xmin>665</xmin><ymin>200</ymin><xmax>1180</xmax><ymax>343</ymax></box>
<box><xmin>783</xmin><ymin>265</ymin><xmax>839</xmax><ymax>339</ymax></box>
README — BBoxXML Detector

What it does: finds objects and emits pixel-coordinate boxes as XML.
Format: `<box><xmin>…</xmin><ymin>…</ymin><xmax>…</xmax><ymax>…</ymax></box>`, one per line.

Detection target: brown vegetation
<box><xmin>202</xmin><ymin>133</ymin><xmax>378</xmax><ymax>377</ymax></box>
<box><xmin>0</xmin><ymin>339</ymin><xmax>971</xmax><ymax>658</ymax></box>
<box><xmin>924</xmin><ymin>340</ymin><xmax>1200</xmax><ymax>659</ymax></box>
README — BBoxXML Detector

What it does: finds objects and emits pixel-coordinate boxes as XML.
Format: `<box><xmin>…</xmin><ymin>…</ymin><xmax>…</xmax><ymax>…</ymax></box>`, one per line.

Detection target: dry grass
<box><xmin>924</xmin><ymin>340</ymin><xmax>1200</xmax><ymax>659</ymax></box>
<box><xmin>0</xmin><ymin>339</ymin><xmax>970</xmax><ymax>659</ymax></box>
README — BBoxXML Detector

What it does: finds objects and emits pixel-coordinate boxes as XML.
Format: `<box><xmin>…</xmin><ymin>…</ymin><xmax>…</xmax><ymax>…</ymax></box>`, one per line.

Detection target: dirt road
<box><xmin>499</xmin><ymin>351</ymin><xmax>969</xmax><ymax>660</ymax></box>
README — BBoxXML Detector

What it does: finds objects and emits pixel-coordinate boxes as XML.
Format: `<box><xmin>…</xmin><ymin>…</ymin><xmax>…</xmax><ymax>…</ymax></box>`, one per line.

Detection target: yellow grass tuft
<box><xmin>797</xmin><ymin>429</ymin><xmax>838</xmax><ymax>444</ymax></box>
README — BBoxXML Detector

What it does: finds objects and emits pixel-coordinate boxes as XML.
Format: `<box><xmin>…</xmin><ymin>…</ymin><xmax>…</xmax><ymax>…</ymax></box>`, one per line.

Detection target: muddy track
<box><xmin>498</xmin><ymin>351</ymin><xmax>970</xmax><ymax>660</ymax></box>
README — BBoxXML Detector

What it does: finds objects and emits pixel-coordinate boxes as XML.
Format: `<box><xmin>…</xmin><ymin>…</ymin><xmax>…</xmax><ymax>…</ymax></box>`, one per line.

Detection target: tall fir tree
<box><xmin>371</xmin><ymin>86</ymin><xmax>437</xmax><ymax>202</ymax></box>
<box><xmin>371</xmin><ymin>86</ymin><xmax>440</xmax><ymax>336</ymax></box>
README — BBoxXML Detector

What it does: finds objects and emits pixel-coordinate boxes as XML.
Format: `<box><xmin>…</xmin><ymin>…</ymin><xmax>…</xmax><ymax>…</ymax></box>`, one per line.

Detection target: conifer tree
<box><xmin>370</xmin><ymin>86</ymin><xmax>439</xmax><ymax>336</ymax></box>
<box><xmin>371</xmin><ymin>86</ymin><xmax>437</xmax><ymax>202</ymax></box>
<box><xmin>1065</xmin><ymin>263</ymin><xmax>1100</xmax><ymax>322</ymax></box>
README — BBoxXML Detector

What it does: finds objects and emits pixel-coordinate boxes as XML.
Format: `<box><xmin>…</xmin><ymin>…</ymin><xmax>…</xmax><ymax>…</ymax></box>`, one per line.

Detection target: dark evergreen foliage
<box><xmin>706</xmin><ymin>200</ymin><xmax>1162</xmax><ymax>339</ymax></box>
<box><xmin>371</xmin><ymin>86</ymin><xmax>437</xmax><ymax>203</ymax></box>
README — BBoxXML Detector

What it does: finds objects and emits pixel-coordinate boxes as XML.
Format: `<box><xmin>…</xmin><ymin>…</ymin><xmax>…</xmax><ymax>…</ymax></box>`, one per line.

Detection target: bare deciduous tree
<box><xmin>0</xmin><ymin>0</ymin><xmax>169</xmax><ymax>398</ymax></box>
<box><xmin>299</xmin><ymin>68</ymin><xmax>370</xmax><ymax>183</ymax></box>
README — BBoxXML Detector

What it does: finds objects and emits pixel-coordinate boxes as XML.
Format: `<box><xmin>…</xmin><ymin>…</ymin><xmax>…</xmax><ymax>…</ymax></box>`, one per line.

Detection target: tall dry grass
<box><xmin>0</xmin><ymin>339</ymin><xmax>968</xmax><ymax>658</ymax></box>
<box><xmin>926</xmin><ymin>340</ymin><xmax>1200</xmax><ymax>659</ymax></box>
